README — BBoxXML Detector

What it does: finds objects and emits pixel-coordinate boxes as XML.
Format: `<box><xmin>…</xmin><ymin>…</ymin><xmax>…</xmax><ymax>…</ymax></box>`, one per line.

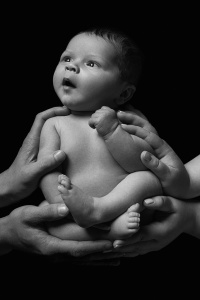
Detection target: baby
<box><xmin>38</xmin><ymin>27</ymin><xmax>162</xmax><ymax>241</ymax></box>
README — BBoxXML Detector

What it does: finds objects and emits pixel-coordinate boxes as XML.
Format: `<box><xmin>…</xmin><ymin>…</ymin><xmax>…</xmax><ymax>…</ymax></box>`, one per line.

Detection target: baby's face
<box><xmin>53</xmin><ymin>32</ymin><xmax>126</xmax><ymax>112</ymax></box>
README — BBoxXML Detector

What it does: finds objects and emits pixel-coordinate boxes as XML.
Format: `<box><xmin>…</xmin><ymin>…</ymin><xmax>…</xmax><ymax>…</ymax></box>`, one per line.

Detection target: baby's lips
<box><xmin>62</xmin><ymin>77</ymin><xmax>76</xmax><ymax>88</ymax></box>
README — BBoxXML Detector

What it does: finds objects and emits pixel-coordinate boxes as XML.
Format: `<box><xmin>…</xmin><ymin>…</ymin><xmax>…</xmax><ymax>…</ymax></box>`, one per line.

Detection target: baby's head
<box><xmin>53</xmin><ymin>27</ymin><xmax>143</xmax><ymax>112</ymax></box>
<box><xmin>83</xmin><ymin>27</ymin><xmax>143</xmax><ymax>88</ymax></box>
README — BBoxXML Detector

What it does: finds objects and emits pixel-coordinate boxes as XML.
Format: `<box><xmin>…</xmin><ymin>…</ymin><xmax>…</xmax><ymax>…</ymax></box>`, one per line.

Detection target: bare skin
<box><xmin>56</xmin><ymin>107</ymin><xmax>161</xmax><ymax>231</ymax></box>
<box><xmin>39</xmin><ymin>33</ymin><xmax>162</xmax><ymax>241</ymax></box>
<box><xmin>58</xmin><ymin>174</ymin><xmax>140</xmax><ymax>238</ymax></box>
<box><xmin>39</xmin><ymin>109</ymin><xmax>162</xmax><ymax>240</ymax></box>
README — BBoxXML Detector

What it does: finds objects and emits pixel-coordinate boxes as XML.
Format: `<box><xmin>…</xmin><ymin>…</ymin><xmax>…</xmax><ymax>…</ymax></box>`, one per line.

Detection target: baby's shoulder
<box><xmin>44</xmin><ymin>115</ymin><xmax>71</xmax><ymax>126</ymax></box>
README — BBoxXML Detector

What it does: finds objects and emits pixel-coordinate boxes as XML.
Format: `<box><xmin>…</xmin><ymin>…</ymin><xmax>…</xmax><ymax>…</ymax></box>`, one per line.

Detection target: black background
<box><xmin>0</xmin><ymin>3</ymin><xmax>199</xmax><ymax>297</ymax></box>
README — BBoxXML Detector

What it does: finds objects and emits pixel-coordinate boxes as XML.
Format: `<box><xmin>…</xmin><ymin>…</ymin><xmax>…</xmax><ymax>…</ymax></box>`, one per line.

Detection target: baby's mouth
<box><xmin>62</xmin><ymin>78</ymin><xmax>76</xmax><ymax>88</ymax></box>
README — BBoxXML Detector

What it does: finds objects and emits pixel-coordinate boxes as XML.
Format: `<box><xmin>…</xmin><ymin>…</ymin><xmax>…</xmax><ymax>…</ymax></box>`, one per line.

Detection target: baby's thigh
<box><xmin>47</xmin><ymin>220</ymin><xmax>113</xmax><ymax>241</ymax></box>
<box><xmin>123</xmin><ymin>170</ymin><xmax>162</xmax><ymax>200</ymax></box>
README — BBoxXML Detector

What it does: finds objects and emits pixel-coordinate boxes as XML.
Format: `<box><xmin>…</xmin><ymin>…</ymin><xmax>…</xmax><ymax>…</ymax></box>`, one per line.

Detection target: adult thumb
<box><xmin>34</xmin><ymin>150</ymin><xmax>67</xmax><ymax>177</ymax></box>
<box><xmin>35</xmin><ymin>203</ymin><xmax>69</xmax><ymax>222</ymax></box>
<box><xmin>141</xmin><ymin>151</ymin><xmax>169</xmax><ymax>182</ymax></box>
<box><xmin>143</xmin><ymin>196</ymin><xmax>174</xmax><ymax>212</ymax></box>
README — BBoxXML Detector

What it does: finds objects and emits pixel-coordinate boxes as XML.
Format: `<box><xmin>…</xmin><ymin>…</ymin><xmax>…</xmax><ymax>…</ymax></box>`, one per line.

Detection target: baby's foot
<box><xmin>88</xmin><ymin>106</ymin><xmax>119</xmax><ymax>138</ymax></box>
<box><xmin>58</xmin><ymin>174</ymin><xmax>98</xmax><ymax>228</ymax></box>
<box><xmin>109</xmin><ymin>203</ymin><xmax>140</xmax><ymax>239</ymax></box>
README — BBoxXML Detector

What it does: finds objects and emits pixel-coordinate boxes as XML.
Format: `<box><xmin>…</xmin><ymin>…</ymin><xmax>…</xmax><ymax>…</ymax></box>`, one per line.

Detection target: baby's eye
<box><xmin>86</xmin><ymin>61</ymin><xmax>99</xmax><ymax>67</ymax></box>
<box><xmin>62</xmin><ymin>56</ymin><xmax>71</xmax><ymax>62</ymax></box>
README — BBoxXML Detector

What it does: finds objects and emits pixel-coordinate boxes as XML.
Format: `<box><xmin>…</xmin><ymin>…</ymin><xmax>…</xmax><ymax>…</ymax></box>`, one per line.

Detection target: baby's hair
<box><xmin>80</xmin><ymin>27</ymin><xmax>144</xmax><ymax>87</ymax></box>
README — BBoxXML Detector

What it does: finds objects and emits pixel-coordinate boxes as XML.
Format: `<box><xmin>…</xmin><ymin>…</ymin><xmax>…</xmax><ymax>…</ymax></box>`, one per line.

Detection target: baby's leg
<box><xmin>108</xmin><ymin>203</ymin><xmax>140</xmax><ymax>239</ymax></box>
<box><xmin>48</xmin><ymin>204</ymin><xmax>140</xmax><ymax>241</ymax></box>
<box><xmin>58</xmin><ymin>171</ymin><xmax>162</xmax><ymax>228</ymax></box>
<box><xmin>58</xmin><ymin>174</ymin><xmax>97</xmax><ymax>228</ymax></box>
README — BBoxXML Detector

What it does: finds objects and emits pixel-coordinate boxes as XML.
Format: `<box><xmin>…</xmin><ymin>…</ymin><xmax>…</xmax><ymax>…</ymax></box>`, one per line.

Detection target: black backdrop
<box><xmin>0</xmin><ymin>4</ymin><xmax>199</xmax><ymax>297</ymax></box>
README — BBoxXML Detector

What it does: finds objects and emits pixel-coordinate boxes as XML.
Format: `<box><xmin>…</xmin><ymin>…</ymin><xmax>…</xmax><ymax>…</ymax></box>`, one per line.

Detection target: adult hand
<box><xmin>0</xmin><ymin>203</ymin><xmax>112</xmax><ymax>256</ymax></box>
<box><xmin>117</xmin><ymin>110</ymin><xmax>190</xmax><ymax>198</ymax></box>
<box><xmin>117</xmin><ymin>107</ymin><xmax>158</xmax><ymax>134</ymax></box>
<box><xmin>111</xmin><ymin>195</ymin><xmax>200</xmax><ymax>257</ymax></box>
<box><xmin>0</xmin><ymin>106</ymin><xmax>70</xmax><ymax>207</ymax></box>
<box><xmin>86</xmin><ymin>195</ymin><xmax>197</xmax><ymax>260</ymax></box>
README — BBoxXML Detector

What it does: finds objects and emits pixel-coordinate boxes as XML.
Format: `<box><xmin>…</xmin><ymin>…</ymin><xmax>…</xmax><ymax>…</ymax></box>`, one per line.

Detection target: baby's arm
<box><xmin>89</xmin><ymin>106</ymin><xmax>154</xmax><ymax>173</ymax></box>
<box><xmin>38</xmin><ymin>117</ymin><xmax>64</xmax><ymax>204</ymax></box>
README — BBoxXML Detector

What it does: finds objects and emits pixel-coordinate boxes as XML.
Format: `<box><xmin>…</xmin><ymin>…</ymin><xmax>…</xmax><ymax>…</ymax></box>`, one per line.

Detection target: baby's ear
<box><xmin>116</xmin><ymin>85</ymin><xmax>136</xmax><ymax>105</ymax></box>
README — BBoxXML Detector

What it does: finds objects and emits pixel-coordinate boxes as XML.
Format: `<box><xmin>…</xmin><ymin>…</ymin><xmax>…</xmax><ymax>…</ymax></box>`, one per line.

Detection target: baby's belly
<box><xmin>60</xmin><ymin>121</ymin><xmax>128</xmax><ymax>197</ymax></box>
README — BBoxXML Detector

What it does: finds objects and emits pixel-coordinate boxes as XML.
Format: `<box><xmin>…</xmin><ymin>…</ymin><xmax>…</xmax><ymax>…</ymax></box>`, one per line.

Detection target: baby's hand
<box><xmin>89</xmin><ymin>106</ymin><xmax>119</xmax><ymax>138</ymax></box>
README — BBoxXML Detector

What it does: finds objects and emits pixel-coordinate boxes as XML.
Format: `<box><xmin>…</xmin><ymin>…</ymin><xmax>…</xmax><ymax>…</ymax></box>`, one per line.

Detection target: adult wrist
<box><xmin>0</xmin><ymin>169</ymin><xmax>12</xmax><ymax>206</ymax></box>
<box><xmin>0</xmin><ymin>215</ymin><xmax>13</xmax><ymax>255</ymax></box>
<box><xmin>0</xmin><ymin>168</ymin><xmax>19</xmax><ymax>207</ymax></box>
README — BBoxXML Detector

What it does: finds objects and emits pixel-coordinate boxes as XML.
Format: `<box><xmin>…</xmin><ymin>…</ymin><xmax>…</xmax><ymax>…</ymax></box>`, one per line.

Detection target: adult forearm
<box><xmin>0</xmin><ymin>169</ymin><xmax>15</xmax><ymax>207</ymax></box>
<box><xmin>0</xmin><ymin>215</ymin><xmax>12</xmax><ymax>255</ymax></box>
<box><xmin>185</xmin><ymin>155</ymin><xmax>200</xmax><ymax>199</ymax></box>
<box><xmin>184</xmin><ymin>199</ymin><xmax>200</xmax><ymax>239</ymax></box>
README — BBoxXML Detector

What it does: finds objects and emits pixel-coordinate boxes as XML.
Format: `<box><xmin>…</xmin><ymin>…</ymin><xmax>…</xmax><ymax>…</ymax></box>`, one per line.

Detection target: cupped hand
<box><xmin>2</xmin><ymin>203</ymin><xmax>112</xmax><ymax>256</ymax></box>
<box><xmin>1</xmin><ymin>106</ymin><xmax>70</xmax><ymax>206</ymax></box>
<box><xmin>85</xmin><ymin>195</ymin><xmax>193</xmax><ymax>261</ymax></box>
<box><xmin>111</xmin><ymin>195</ymin><xmax>192</xmax><ymax>257</ymax></box>
<box><xmin>117</xmin><ymin>110</ymin><xmax>190</xmax><ymax>198</ymax></box>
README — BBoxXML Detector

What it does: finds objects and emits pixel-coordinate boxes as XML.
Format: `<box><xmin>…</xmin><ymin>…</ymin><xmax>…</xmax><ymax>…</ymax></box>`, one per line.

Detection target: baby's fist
<box><xmin>89</xmin><ymin>106</ymin><xmax>119</xmax><ymax>138</ymax></box>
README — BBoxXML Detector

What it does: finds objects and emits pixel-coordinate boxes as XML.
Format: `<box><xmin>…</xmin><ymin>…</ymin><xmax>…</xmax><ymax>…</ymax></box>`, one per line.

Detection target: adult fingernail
<box><xmin>144</xmin><ymin>199</ymin><xmax>154</xmax><ymax>205</ymax></box>
<box><xmin>58</xmin><ymin>204</ymin><xmax>68</xmax><ymax>216</ymax></box>
<box><xmin>121</xmin><ymin>124</ymin><xmax>126</xmax><ymax>129</ymax></box>
<box><xmin>113</xmin><ymin>244</ymin><xmax>122</xmax><ymax>248</ymax></box>
<box><xmin>54</xmin><ymin>150</ymin><xmax>66</xmax><ymax>161</ymax></box>
<box><xmin>143</xmin><ymin>151</ymin><xmax>152</xmax><ymax>162</ymax></box>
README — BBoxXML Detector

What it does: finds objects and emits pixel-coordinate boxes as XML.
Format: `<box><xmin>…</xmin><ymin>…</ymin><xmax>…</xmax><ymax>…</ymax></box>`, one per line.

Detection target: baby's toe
<box><xmin>58</xmin><ymin>184</ymin><xmax>68</xmax><ymax>194</ymax></box>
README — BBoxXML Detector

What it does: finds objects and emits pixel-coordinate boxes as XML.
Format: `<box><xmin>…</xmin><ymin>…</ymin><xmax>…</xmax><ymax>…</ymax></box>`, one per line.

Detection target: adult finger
<box><xmin>143</xmin><ymin>196</ymin><xmax>175</xmax><ymax>212</ymax></box>
<box><xmin>117</xmin><ymin>111</ymin><xmax>157</xmax><ymax>133</ymax></box>
<box><xmin>28</xmin><ymin>106</ymin><xmax>70</xmax><ymax>139</ymax></box>
<box><xmin>117</xmin><ymin>111</ymin><xmax>145</xmax><ymax>125</ymax></box>
<box><xmin>113</xmin><ymin>240</ymin><xmax>161</xmax><ymax>257</ymax></box>
<box><xmin>140</xmin><ymin>151</ymin><xmax>171</xmax><ymax>181</ymax></box>
<box><xmin>120</xmin><ymin>124</ymin><xmax>149</xmax><ymax>137</ymax></box>
<box><xmin>113</xmin><ymin>220</ymin><xmax>166</xmax><ymax>248</ymax></box>
<box><xmin>30</xmin><ymin>150</ymin><xmax>67</xmax><ymax>178</ymax></box>
<box><xmin>44</xmin><ymin>239</ymin><xmax>113</xmax><ymax>256</ymax></box>
<box><xmin>27</xmin><ymin>203</ymin><xmax>69</xmax><ymax>223</ymax></box>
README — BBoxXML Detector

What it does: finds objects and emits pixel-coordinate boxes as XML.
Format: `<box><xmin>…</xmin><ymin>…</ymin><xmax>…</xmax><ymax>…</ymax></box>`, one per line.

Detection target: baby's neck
<box><xmin>70</xmin><ymin>110</ymin><xmax>94</xmax><ymax>117</ymax></box>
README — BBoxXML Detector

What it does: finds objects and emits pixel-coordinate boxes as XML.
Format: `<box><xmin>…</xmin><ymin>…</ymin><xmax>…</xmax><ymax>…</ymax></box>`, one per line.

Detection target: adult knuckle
<box><xmin>39</xmin><ymin>158</ymin><xmax>51</xmax><ymax>169</ymax></box>
<box><xmin>20</xmin><ymin>206</ymin><xmax>31</xmax><ymax>222</ymax></box>
<box><xmin>40</xmin><ymin>240</ymin><xmax>54</xmax><ymax>255</ymax></box>
<box><xmin>35</xmin><ymin>112</ymin><xmax>43</xmax><ymax>120</ymax></box>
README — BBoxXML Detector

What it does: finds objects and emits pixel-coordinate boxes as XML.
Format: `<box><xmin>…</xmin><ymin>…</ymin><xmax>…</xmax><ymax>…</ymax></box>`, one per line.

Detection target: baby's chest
<box><xmin>60</xmin><ymin>126</ymin><xmax>110</xmax><ymax>163</ymax></box>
